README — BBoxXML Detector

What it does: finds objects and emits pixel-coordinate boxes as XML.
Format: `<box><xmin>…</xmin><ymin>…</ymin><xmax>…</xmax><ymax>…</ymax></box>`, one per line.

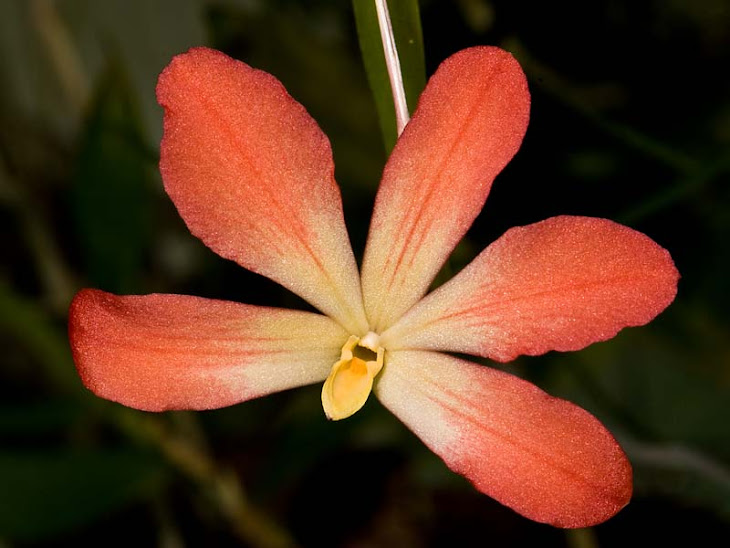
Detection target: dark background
<box><xmin>1</xmin><ymin>0</ymin><xmax>728</xmax><ymax>546</ymax></box>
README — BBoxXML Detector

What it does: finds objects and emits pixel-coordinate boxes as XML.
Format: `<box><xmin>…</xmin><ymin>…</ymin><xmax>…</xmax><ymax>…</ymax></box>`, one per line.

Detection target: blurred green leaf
<box><xmin>625</xmin><ymin>438</ymin><xmax>730</xmax><ymax>519</ymax></box>
<box><xmin>60</xmin><ymin>0</ymin><xmax>206</xmax><ymax>145</ymax></box>
<box><xmin>352</xmin><ymin>0</ymin><xmax>425</xmax><ymax>152</ymax></box>
<box><xmin>0</xmin><ymin>1</ymin><xmax>79</xmax><ymax>136</ymax></box>
<box><xmin>540</xmin><ymin>322</ymin><xmax>730</xmax><ymax>515</ymax></box>
<box><xmin>0</xmin><ymin>401</ymin><xmax>83</xmax><ymax>436</ymax></box>
<box><xmin>0</xmin><ymin>280</ymin><xmax>79</xmax><ymax>392</ymax></box>
<box><xmin>566</xmin><ymin>330</ymin><xmax>729</xmax><ymax>455</ymax></box>
<box><xmin>72</xmin><ymin>63</ymin><xmax>154</xmax><ymax>293</ymax></box>
<box><xmin>0</xmin><ymin>449</ymin><xmax>168</xmax><ymax>541</ymax></box>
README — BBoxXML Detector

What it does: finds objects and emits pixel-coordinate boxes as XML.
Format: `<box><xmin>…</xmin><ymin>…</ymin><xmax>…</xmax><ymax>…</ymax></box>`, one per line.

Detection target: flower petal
<box><xmin>361</xmin><ymin>47</ymin><xmax>530</xmax><ymax>332</ymax></box>
<box><xmin>69</xmin><ymin>289</ymin><xmax>348</xmax><ymax>411</ymax></box>
<box><xmin>157</xmin><ymin>48</ymin><xmax>367</xmax><ymax>333</ymax></box>
<box><xmin>376</xmin><ymin>350</ymin><xmax>632</xmax><ymax>527</ymax></box>
<box><xmin>383</xmin><ymin>216</ymin><xmax>678</xmax><ymax>362</ymax></box>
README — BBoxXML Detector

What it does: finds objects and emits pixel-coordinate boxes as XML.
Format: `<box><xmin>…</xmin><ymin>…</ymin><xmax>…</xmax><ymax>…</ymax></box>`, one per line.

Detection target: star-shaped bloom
<box><xmin>69</xmin><ymin>47</ymin><xmax>678</xmax><ymax>527</ymax></box>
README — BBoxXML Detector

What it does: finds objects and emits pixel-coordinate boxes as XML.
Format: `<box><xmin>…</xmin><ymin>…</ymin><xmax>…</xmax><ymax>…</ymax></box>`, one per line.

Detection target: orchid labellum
<box><xmin>69</xmin><ymin>46</ymin><xmax>678</xmax><ymax>527</ymax></box>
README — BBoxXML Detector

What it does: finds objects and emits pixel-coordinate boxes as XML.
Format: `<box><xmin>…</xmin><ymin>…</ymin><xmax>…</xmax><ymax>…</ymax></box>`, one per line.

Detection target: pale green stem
<box><xmin>375</xmin><ymin>0</ymin><xmax>410</xmax><ymax>136</ymax></box>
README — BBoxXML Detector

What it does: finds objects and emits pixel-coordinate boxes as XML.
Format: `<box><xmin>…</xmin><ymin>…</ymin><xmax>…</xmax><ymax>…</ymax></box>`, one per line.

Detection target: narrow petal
<box><xmin>361</xmin><ymin>47</ymin><xmax>530</xmax><ymax>332</ymax></box>
<box><xmin>384</xmin><ymin>216</ymin><xmax>678</xmax><ymax>362</ymax></box>
<box><xmin>69</xmin><ymin>289</ymin><xmax>348</xmax><ymax>411</ymax></box>
<box><xmin>157</xmin><ymin>48</ymin><xmax>367</xmax><ymax>333</ymax></box>
<box><xmin>376</xmin><ymin>350</ymin><xmax>632</xmax><ymax>527</ymax></box>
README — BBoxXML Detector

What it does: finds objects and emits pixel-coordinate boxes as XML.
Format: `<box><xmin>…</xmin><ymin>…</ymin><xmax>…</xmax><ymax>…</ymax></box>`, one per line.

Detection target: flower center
<box><xmin>321</xmin><ymin>331</ymin><xmax>384</xmax><ymax>420</ymax></box>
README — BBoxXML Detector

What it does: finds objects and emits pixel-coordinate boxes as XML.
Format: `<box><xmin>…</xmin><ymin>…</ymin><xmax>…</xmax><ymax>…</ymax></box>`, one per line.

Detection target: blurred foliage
<box><xmin>0</xmin><ymin>449</ymin><xmax>168</xmax><ymax>542</ymax></box>
<box><xmin>353</xmin><ymin>0</ymin><xmax>425</xmax><ymax>151</ymax></box>
<box><xmin>1</xmin><ymin>0</ymin><xmax>729</xmax><ymax>546</ymax></box>
<box><xmin>71</xmin><ymin>63</ymin><xmax>154</xmax><ymax>293</ymax></box>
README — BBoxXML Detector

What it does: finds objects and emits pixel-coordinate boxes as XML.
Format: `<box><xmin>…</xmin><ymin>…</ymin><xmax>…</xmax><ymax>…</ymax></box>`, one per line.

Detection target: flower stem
<box><xmin>114</xmin><ymin>409</ymin><xmax>298</xmax><ymax>548</ymax></box>
<box><xmin>374</xmin><ymin>0</ymin><xmax>410</xmax><ymax>136</ymax></box>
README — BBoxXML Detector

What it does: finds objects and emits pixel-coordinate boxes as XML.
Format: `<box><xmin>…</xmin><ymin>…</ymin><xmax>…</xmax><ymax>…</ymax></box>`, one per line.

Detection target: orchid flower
<box><xmin>69</xmin><ymin>46</ymin><xmax>678</xmax><ymax>528</ymax></box>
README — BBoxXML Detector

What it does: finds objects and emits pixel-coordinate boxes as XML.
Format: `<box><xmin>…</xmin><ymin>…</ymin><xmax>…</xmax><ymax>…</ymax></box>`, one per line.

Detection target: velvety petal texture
<box><xmin>383</xmin><ymin>216</ymin><xmax>679</xmax><ymax>362</ymax></box>
<box><xmin>375</xmin><ymin>350</ymin><xmax>632</xmax><ymax>527</ymax></box>
<box><xmin>66</xmin><ymin>44</ymin><xmax>681</xmax><ymax>529</ymax></box>
<box><xmin>69</xmin><ymin>289</ymin><xmax>348</xmax><ymax>411</ymax></box>
<box><xmin>157</xmin><ymin>48</ymin><xmax>367</xmax><ymax>334</ymax></box>
<box><xmin>361</xmin><ymin>47</ymin><xmax>530</xmax><ymax>332</ymax></box>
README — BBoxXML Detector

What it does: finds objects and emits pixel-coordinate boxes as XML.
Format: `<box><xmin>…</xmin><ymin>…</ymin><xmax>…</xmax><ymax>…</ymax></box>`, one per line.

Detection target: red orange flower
<box><xmin>69</xmin><ymin>47</ymin><xmax>678</xmax><ymax>527</ymax></box>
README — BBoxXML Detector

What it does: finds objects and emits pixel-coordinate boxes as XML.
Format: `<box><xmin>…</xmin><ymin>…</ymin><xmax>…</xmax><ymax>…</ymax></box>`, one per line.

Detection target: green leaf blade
<box><xmin>0</xmin><ymin>449</ymin><xmax>169</xmax><ymax>541</ymax></box>
<box><xmin>352</xmin><ymin>0</ymin><xmax>425</xmax><ymax>153</ymax></box>
<box><xmin>72</xmin><ymin>63</ymin><xmax>155</xmax><ymax>293</ymax></box>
